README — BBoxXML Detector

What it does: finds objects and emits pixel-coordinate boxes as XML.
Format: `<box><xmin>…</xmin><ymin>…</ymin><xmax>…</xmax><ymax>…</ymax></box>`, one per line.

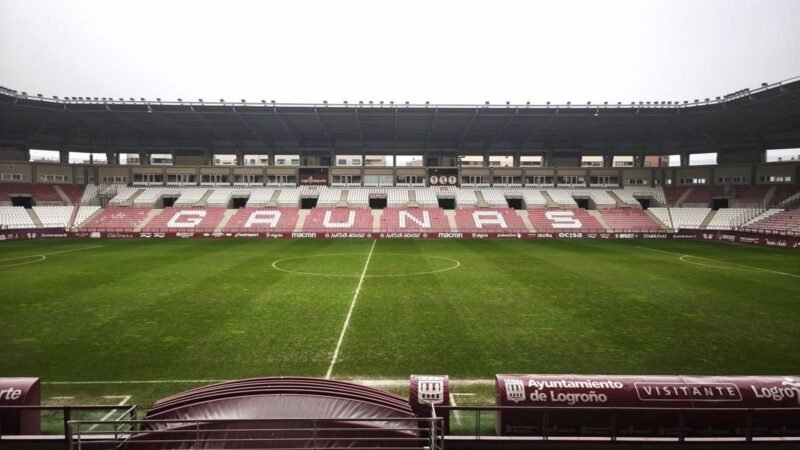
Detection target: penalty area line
<box><xmin>325</xmin><ymin>239</ymin><xmax>377</xmax><ymax>379</ymax></box>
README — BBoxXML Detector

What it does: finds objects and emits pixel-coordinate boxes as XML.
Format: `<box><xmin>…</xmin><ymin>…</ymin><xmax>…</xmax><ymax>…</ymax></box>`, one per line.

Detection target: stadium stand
<box><xmin>732</xmin><ymin>185</ymin><xmax>770</xmax><ymax>206</ymax></box>
<box><xmin>527</xmin><ymin>208</ymin><xmax>604</xmax><ymax>232</ymax></box>
<box><xmin>277</xmin><ymin>188</ymin><xmax>301</xmax><ymax>206</ymax></box>
<box><xmin>317</xmin><ymin>187</ymin><xmax>342</xmax><ymax>206</ymax></box>
<box><xmin>0</xmin><ymin>206</ymin><xmax>35</xmax><ymax>228</ymax></box>
<box><xmin>109</xmin><ymin>186</ymin><xmax>142</xmax><ymax>205</ymax></box>
<box><xmin>79</xmin><ymin>183</ymin><xmax>99</xmax><ymax>204</ymax></box>
<box><xmin>413</xmin><ymin>188</ymin><xmax>438</xmax><ymax>206</ymax></box>
<box><xmin>222</xmin><ymin>207</ymin><xmax>299</xmax><ymax>232</ymax></box>
<box><xmin>301</xmin><ymin>207</ymin><xmax>372</xmax><ymax>232</ymax></box>
<box><xmin>663</xmin><ymin>187</ymin><xmax>688</xmax><ymax>206</ymax></box>
<box><xmin>742</xmin><ymin>209</ymin><xmax>800</xmax><ymax>235</ymax></box>
<box><xmin>81</xmin><ymin>207</ymin><xmax>151</xmax><ymax>231</ymax></box>
<box><xmin>174</xmin><ymin>188</ymin><xmax>210</xmax><ymax>206</ymax></box>
<box><xmin>668</xmin><ymin>208</ymin><xmax>712</xmax><ymax>229</ymax></box>
<box><xmin>648</xmin><ymin>207</ymin><xmax>674</xmax><ymax>229</ymax></box>
<box><xmin>599</xmin><ymin>208</ymin><xmax>665</xmax><ymax>231</ymax></box>
<box><xmin>0</xmin><ymin>182</ymin><xmax>62</xmax><ymax>203</ymax></box>
<box><xmin>141</xmin><ymin>207</ymin><xmax>227</xmax><ymax>232</ymax></box>
<box><xmin>387</xmin><ymin>188</ymin><xmax>409</xmax><ymax>206</ymax></box>
<box><xmin>74</xmin><ymin>205</ymin><xmax>101</xmax><ymax>228</ymax></box>
<box><xmin>612</xmin><ymin>186</ymin><xmax>667</xmax><ymax>206</ymax></box>
<box><xmin>455</xmin><ymin>189</ymin><xmax>478</xmax><ymax>207</ymax></box>
<box><xmin>521</xmin><ymin>189</ymin><xmax>548</xmax><ymax>207</ymax></box>
<box><xmin>545</xmin><ymin>189</ymin><xmax>578</xmax><ymax>206</ymax></box>
<box><xmin>682</xmin><ymin>185</ymin><xmax>726</xmax><ymax>205</ymax></box>
<box><xmin>706</xmin><ymin>208</ymin><xmax>762</xmax><ymax>230</ymax></box>
<box><xmin>56</xmin><ymin>184</ymin><xmax>85</xmax><ymax>204</ymax></box>
<box><xmin>347</xmin><ymin>188</ymin><xmax>372</xmax><ymax>206</ymax></box>
<box><xmin>32</xmin><ymin>206</ymin><xmax>73</xmax><ymax>228</ymax></box>
<box><xmin>454</xmin><ymin>208</ymin><xmax>528</xmax><ymax>232</ymax></box>
<box><xmin>244</xmin><ymin>188</ymin><xmax>275</xmax><ymax>206</ymax></box>
<box><xmin>479</xmin><ymin>189</ymin><xmax>509</xmax><ymax>207</ymax></box>
<box><xmin>381</xmin><ymin>207</ymin><xmax>450</xmax><ymax>232</ymax></box>
<box><xmin>774</xmin><ymin>185</ymin><xmax>800</xmax><ymax>205</ymax></box>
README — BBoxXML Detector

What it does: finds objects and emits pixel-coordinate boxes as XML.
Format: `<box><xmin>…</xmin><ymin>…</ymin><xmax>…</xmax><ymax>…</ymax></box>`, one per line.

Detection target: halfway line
<box><xmin>326</xmin><ymin>239</ymin><xmax>377</xmax><ymax>379</ymax></box>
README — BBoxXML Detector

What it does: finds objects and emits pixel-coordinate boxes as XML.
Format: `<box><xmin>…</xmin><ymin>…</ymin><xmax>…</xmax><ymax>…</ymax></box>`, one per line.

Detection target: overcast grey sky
<box><xmin>1</xmin><ymin>0</ymin><xmax>799</xmax><ymax>105</ymax></box>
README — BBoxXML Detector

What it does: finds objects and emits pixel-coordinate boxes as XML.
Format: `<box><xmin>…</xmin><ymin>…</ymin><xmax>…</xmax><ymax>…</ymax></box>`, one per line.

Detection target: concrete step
<box><xmin>676</xmin><ymin>188</ymin><xmax>693</xmax><ymax>206</ymax></box>
<box><xmin>267</xmin><ymin>190</ymin><xmax>281</xmax><ymax>207</ymax></box>
<box><xmin>541</xmin><ymin>191</ymin><xmax>557</xmax><ymax>207</ymax></box>
<box><xmin>763</xmin><ymin>185</ymin><xmax>777</xmax><ymax>207</ymax></box>
<box><xmin>474</xmin><ymin>190</ymin><xmax>489</xmax><ymax>208</ymax></box>
<box><xmin>133</xmin><ymin>209</ymin><xmax>162</xmax><ymax>232</ymax></box>
<box><xmin>26</xmin><ymin>208</ymin><xmax>44</xmax><ymax>228</ymax></box>
<box><xmin>408</xmin><ymin>190</ymin><xmax>417</xmax><ymax>206</ymax></box>
<box><xmin>214</xmin><ymin>209</ymin><xmax>239</xmax><ymax>233</ymax></box>
<box><xmin>371</xmin><ymin>209</ymin><xmax>383</xmax><ymax>233</ymax></box>
<box><xmin>586</xmin><ymin>209</ymin><xmax>613</xmax><ymax>232</ymax></box>
<box><xmin>444</xmin><ymin>210</ymin><xmax>459</xmax><ymax>232</ymax></box>
<box><xmin>606</xmin><ymin>190</ymin><xmax>627</xmax><ymax>207</ymax></box>
<box><xmin>516</xmin><ymin>209</ymin><xmax>536</xmax><ymax>232</ymax></box>
<box><xmin>74</xmin><ymin>206</ymin><xmax>103</xmax><ymax>229</ymax></box>
<box><xmin>52</xmin><ymin>185</ymin><xmax>72</xmax><ymax>205</ymax></box>
<box><xmin>293</xmin><ymin>209</ymin><xmax>310</xmax><ymax>232</ymax></box>
<box><xmin>699</xmin><ymin>209</ymin><xmax>717</xmax><ymax>229</ymax></box>
<box><xmin>645</xmin><ymin>209</ymin><xmax>671</xmax><ymax>231</ymax></box>
<box><xmin>195</xmin><ymin>189</ymin><xmax>214</xmax><ymax>207</ymax></box>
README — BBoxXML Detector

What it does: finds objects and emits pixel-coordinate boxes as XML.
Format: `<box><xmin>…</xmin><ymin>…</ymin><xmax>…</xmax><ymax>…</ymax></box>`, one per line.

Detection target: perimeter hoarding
<box><xmin>495</xmin><ymin>374</ymin><xmax>800</xmax><ymax>438</ymax></box>
<box><xmin>409</xmin><ymin>375</ymin><xmax>450</xmax><ymax>432</ymax></box>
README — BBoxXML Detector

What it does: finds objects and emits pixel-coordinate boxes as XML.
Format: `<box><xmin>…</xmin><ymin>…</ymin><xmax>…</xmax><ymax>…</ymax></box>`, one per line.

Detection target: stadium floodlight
<box><xmin>425</xmin><ymin>101</ymin><xmax>430</xmax><ymax>105</ymax></box>
<box><xmin>241</xmin><ymin>99</ymin><xmax>246</xmax><ymax>103</ymax></box>
<box><xmin>37</xmin><ymin>93</ymin><xmax>43</xmax><ymax>97</ymax></box>
<box><xmin>178</xmin><ymin>98</ymin><xmax>183</xmax><ymax>102</ymax></box>
<box><xmin>587</xmin><ymin>101</ymin><xmax>591</xmax><ymax>105</ymax></box>
<box><xmin>359</xmin><ymin>101</ymin><xmax>363</xmax><ymax>104</ymax></box>
<box><xmin>199</xmin><ymin>98</ymin><xmax>204</xmax><ymax>102</ymax></box>
<box><xmin>617</xmin><ymin>102</ymin><xmax>621</xmax><ymax>105</ymax></box>
<box><xmin>220</xmin><ymin>99</ymin><xmax>224</xmax><ymax>102</ymax></box>
<box><xmin>344</xmin><ymin>100</ymin><xmax>348</xmax><ymax>104</ymax></box>
<box><xmin>405</xmin><ymin>101</ymin><xmax>409</xmax><ymax>105</ymax></box>
<box><xmin>140</xmin><ymin>97</ymin><xmax>145</xmax><ymax>101</ymax></box>
<box><xmin>271</xmin><ymin>100</ymin><xmax>275</xmax><ymax>103</ymax></box>
<box><xmin>603</xmin><ymin>101</ymin><xmax>608</xmax><ymax>105</ymax></box>
<box><xmin>526</xmin><ymin>101</ymin><xmax>530</xmax><ymax>105</ymax></box>
<box><xmin>694</xmin><ymin>99</ymin><xmax>699</xmax><ymax>103</ymax></box>
<box><xmin>705</xmin><ymin>98</ymin><xmax>710</xmax><ymax>102</ymax></box>
<box><xmin>762</xmin><ymin>82</ymin><xmax>768</xmax><ymax>87</ymax></box>
<box><xmin>485</xmin><ymin>101</ymin><xmax>490</xmax><ymax>105</ymax></box>
<box><xmin>53</xmin><ymin>96</ymin><xmax>59</xmax><ymax>99</ymax></box>
<box><xmin>323</xmin><ymin>100</ymin><xmax>328</xmax><ymax>104</ymax></box>
<box><xmin>389</xmin><ymin>101</ymin><xmax>394</xmax><ymax>105</ymax></box>
<box><xmin>156</xmin><ymin>98</ymin><xmax>161</xmax><ymax>102</ymax></box>
<box><xmin>261</xmin><ymin>100</ymin><xmax>266</xmax><ymax>103</ymax></box>
<box><xmin>566</xmin><ymin>101</ymin><xmax>571</xmax><ymax>105</ymax></box>
<box><xmin>546</xmin><ymin>101</ymin><xmax>550</xmax><ymax>105</ymax></box>
<box><xmin>506</xmin><ymin>101</ymin><xmax>511</xmax><ymax>105</ymax></box>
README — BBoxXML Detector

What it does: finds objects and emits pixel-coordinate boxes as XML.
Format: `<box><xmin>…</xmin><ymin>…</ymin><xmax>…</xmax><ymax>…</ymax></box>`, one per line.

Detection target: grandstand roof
<box><xmin>1</xmin><ymin>77</ymin><xmax>799</xmax><ymax>155</ymax></box>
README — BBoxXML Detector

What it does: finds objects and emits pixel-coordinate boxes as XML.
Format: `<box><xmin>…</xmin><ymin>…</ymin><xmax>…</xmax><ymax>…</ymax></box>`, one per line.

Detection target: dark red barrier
<box><xmin>0</xmin><ymin>378</ymin><xmax>41</xmax><ymax>435</ymax></box>
<box><xmin>496</xmin><ymin>374</ymin><xmax>800</xmax><ymax>438</ymax></box>
<box><xmin>410</xmin><ymin>375</ymin><xmax>450</xmax><ymax>432</ymax></box>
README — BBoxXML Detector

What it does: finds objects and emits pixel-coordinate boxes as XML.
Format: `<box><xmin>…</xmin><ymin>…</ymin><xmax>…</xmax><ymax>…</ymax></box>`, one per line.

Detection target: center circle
<box><xmin>271</xmin><ymin>253</ymin><xmax>461</xmax><ymax>278</ymax></box>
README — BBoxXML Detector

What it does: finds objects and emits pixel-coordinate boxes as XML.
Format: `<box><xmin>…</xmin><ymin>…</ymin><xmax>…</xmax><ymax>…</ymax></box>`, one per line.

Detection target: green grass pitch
<box><xmin>1</xmin><ymin>238</ymin><xmax>799</xmax><ymax>411</ymax></box>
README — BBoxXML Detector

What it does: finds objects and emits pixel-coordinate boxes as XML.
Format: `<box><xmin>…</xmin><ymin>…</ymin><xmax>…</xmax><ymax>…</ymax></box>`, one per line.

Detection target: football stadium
<box><xmin>2</xmin><ymin>1</ymin><xmax>800</xmax><ymax>449</ymax></box>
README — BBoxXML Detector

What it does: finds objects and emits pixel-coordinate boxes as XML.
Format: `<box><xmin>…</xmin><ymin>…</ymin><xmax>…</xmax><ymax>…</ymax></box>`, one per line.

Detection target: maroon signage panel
<box><xmin>427</xmin><ymin>168</ymin><xmax>459</xmax><ymax>186</ymax></box>
<box><xmin>0</xmin><ymin>228</ymin><xmax>68</xmax><ymax>242</ymax></box>
<box><xmin>409</xmin><ymin>375</ymin><xmax>450</xmax><ymax>432</ymax></box>
<box><xmin>496</xmin><ymin>374</ymin><xmax>800</xmax><ymax>438</ymax></box>
<box><xmin>298</xmin><ymin>168</ymin><xmax>329</xmax><ymax>186</ymax></box>
<box><xmin>0</xmin><ymin>378</ymin><xmax>41</xmax><ymax>435</ymax></box>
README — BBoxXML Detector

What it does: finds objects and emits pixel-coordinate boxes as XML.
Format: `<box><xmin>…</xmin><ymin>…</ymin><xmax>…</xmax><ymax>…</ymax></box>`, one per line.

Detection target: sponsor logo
<box><xmin>752</xmin><ymin>378</ymin><xmax>800</xmax><ymax>404</ymax></box>
<box><xmin>382</xmin><ymin>233</ymin><xmax>422</xmax><ymax>239</ymax></box>
<box><xmin>535</xmin><ymin>233</ymin><xmax>554</xmax><ymax>238</ymax></box>
<box><xmin>437</xmin><ymin>232</ymin><xmax>463</xmax><ymax>239</ymax></box>
<box><xmin>108</xmin><ymin>233</ymin><xmax>134</xmax><ymax>238</ymax></box>
<box><xmin>90</xmin><ymin>232</ymin><xmax>101</xmax><ymax>239</ymax></box>
<box><xmin>635</xmin><ymin>382</ymin><xmax>742</xmax><ymax>402</ymax></box>
<box><xmin>558</xmin><ymin>232</ymin><xmax>583</xmax><ymax>238</ymax></box>
<box><xmin>642</xmin><ymin>233</ymin><xmax>668</xmax><ymax>239</ymax></box>
<box><xmin>766</xmin><ymin>239</ymin><xmax>788</xmax><ymax>247</ymax></box>
<box><xmin>416</xmin><ymin>376</ymin><xmax>446</xmax><ymax>404</ymax></box>
<box><xmin>504</xmin><ymin>379</ymin><xmax>526</xmax><ymax>403</ymax></box>
<box><xmin>718</xmin><ymin>234</ymin><xmax>736</xmax><ymax>242</ymax></box>
<box><xmin>471</xmin><ymin>233</ymin><xmax>490</xmax><ymax>239</ymax></box>
<box><xmin>496</xmin><ymin>233</ymin><xmax>520</xmax><ymax>239</ymax></box>
<box><xmin>0</xmin><ymin>387</ymin><xmax>23</xmax><ymax>401</ymax></box>
<box><xmin>328</xmin><ymin>233</ymin><xmax>368</xmax><ymax>238</ymax></box>
<box><xmin>234</xmin><ymin>232</ymin><xmax>259</xmax><ymax>238</ymax></box>
<box><xmin>599</xmin><ymin>233</ymin><xmax>611</xmax><ymax>239</ymax></box>
<box><xmin>41</xmin><ymin>233</ymin><xmax>68</xmax><ymax>238</ymax></box>
<box><xmin>674</xmin><ymin>234</ymin><xmax>698</xmax><ymax>239</ymax></box>
<box><xmin>740</xmin><ymin>237</ymin><xmax>760</xmax><ymax>244</ymax></box>
<box><xmin>292</xmin><ymin>232</ymin><xmax>317</xmax><ymax>238</ymax></box>
<box><xmin>175</xmin><ymin>232</ymin><xmax>195</xmax><ymax>238</ymax></box>
<box><xmin>617</xmin><ymin>233</ymin><xmax>635</xmax><ymax>239</ymax></box>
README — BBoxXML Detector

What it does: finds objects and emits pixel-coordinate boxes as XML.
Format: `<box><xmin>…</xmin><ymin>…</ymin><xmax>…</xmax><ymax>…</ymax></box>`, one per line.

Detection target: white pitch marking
<box><xmin>50</xmin><ymin>396</ymin><xmax>74</xmax><ymax>400</ymax></box>
<box><xmin>325</xmin><ymin>240</ymin><xmax>377</xmax><ymax>379</ymax></box>
<box><xmin>450</xmin><ymin>393</ymin><xmax>477</xmax><ymax>427</ymax></box>
<box><xmin>271</xmin><ymin>253</ymin><xmax>461</xmax><ymax>278</ymax></box>
<box><xmin>0</xmin><ymin>245</ymin><xmax>105</xmax><ymax>268</ymax></box>
<box><xmin>87</xmin><ymin>395</ymin><xmax>131</xmax><ymax>431</ymax></box>
<box><xmin>635</xmin><ymin>246</ymin><xmax>800</xmax><ymax>278</ymax></box>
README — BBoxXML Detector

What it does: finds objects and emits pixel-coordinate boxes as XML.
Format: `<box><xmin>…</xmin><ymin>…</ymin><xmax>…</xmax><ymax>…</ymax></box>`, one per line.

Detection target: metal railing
<box><xmin>0</xmin><ymin>404</ymin><xmax>137</xmax><ymax>438</ymax></box>
<box><xmin>440</xmin><ymin>405</ymin><xmax>800</xmax><ymax>443</ymax></box>
<box><xmin>68</xmin><ymin>416</ymin><xmax>444</xmax><ymax>450</ymax></box>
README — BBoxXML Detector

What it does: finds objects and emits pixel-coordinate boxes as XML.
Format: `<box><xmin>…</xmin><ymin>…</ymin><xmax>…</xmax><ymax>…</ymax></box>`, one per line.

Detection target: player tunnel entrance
<box><xmin>10</xmin><ymin>196</ymin><xmax>33</xmax><ymax>208</ymax></box>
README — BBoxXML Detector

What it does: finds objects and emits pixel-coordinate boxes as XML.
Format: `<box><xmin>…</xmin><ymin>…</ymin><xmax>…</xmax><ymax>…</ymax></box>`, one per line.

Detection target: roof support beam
<box><xmin>485</xmin><ymin>108</ymin><xmax>519</xmax><ymax>149</ymax></box>
<box><xmin>353</xmin><ymin>108</ymin><xmax>365</xmax><ymax>148</ymax></box>
<box><xmin>313</xmin><ymin>107</ymin><xmax>334</xmax><ymax>148</ymax></box>
<box><xmin>272</xmin><ymin>106</ymin><xmax>301</xmax><ymax>146</ymax></box>
<box><xmin>424</xmin><ymin>107</ymin><xmax>438</xmax><ymax>149</ymax></box>
<box><xmin>190</xmin><ymin>105</ymin><xmax>237</xmax><ymax>145</ymax></box>
<box><xmin>232</xmin><ymin>106</ymin><xmax>275</xmax><ymax>150</ymax></box>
